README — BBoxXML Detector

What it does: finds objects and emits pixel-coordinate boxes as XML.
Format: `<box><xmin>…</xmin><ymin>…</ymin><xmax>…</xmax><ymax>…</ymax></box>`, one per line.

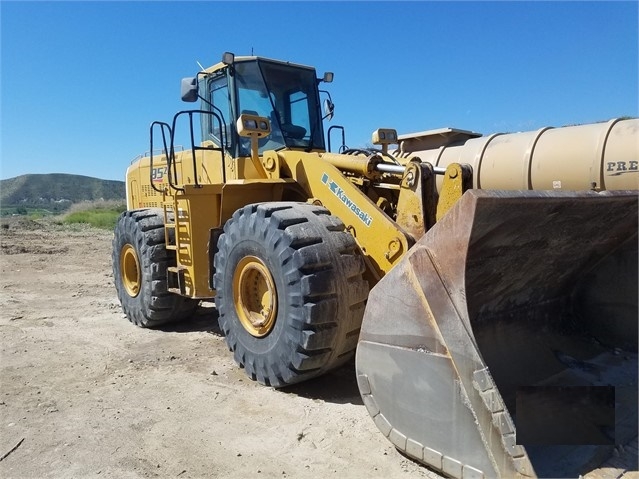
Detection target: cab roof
<box><xmin>203</xmin><ymin>55</ymin><xmax>316</xmax><ymax>75</ymax></box>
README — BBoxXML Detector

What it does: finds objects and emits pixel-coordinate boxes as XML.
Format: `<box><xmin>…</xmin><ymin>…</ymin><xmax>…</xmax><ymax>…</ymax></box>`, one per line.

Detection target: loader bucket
<box><xmin>356</xmin><ymin>189</ymin><xmax>638</xmax><ymax>479</ymax></box>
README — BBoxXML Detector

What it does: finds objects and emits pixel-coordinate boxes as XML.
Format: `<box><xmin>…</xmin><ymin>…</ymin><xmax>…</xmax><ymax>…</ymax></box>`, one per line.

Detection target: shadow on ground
<box><xmin>283</xmin><ymin>359</ymin><xmax>363</xmax><ymax>406</ymax></box>
<box><xmin>158</xmin><ymin>301</ymin><xmax>222</xmax><ymax>335</ymax></box>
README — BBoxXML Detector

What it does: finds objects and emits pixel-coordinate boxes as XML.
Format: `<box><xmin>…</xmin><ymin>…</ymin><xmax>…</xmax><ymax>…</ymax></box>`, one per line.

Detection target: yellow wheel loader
<box><xmin>112</xmin><ymin>52</ymin><xmax>638</xmax><ymax>478</ymax></box>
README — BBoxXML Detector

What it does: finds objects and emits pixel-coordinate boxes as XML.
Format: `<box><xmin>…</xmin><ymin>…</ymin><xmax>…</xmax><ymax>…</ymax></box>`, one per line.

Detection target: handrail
<box><xmin>166</xmin><ymin>110</ymin><xmax>226</xmax><ymax>192</ymax></box>
<box><xmin>327</xmin><ymin>125</ymin><xmax>346</xmax><ymax>153</ymax></box>
<box><xmin>149</xmin><ymin>121</ymin><xmax>172</xmax><ymax>193</ymax></box>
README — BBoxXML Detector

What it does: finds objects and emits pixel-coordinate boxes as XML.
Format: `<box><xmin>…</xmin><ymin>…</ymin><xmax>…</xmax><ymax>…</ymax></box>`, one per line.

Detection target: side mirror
<box><xmin>323</xmin><ymin>98</ymin><xmax>335</xmax><ymax>121</ymax></box>
<box><xmin>181</xmin><ymin>77</ymin><xmax>198</xmax><ymax>102</ymax></box>
<box><xmin>322</xmin><ymin>72</ymin><xmax>334</xmax><ymax>83</ymax></box>
<box><xmin>222</xmin><ymin>52</ymin><xmax>235</xmax><ymax>65</ymax></box>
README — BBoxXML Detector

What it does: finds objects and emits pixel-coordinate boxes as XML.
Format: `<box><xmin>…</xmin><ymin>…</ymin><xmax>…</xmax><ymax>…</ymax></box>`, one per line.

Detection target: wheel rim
<box><xmin>233</xmin><ymin>256</ymin><xmax>278</xmax><ymax>337</ymax></box>
<box><xmin>120</xmin><ymin>244</ymin><xmax>141</xmax><ymax>297</ymax></box>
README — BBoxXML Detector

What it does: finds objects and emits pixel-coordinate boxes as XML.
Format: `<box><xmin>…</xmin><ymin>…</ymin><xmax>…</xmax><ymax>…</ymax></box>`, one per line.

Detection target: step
<box><xmin>167</xmin><ymin>265</ymin><xmax>188</xmax><ymax>296</ymax></box>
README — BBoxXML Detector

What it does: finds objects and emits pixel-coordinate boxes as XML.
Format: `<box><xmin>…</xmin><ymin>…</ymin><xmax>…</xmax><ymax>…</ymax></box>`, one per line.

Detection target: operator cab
<box><xmin>182</xmin><ymin>52</ymin><xmax>333</xmax><ymax>158</ymax></box>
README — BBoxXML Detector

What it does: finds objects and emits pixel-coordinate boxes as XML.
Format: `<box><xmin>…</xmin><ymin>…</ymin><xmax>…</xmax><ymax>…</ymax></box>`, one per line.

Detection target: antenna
<box><xmin>251</xmin><ymin>47</ymin><xmax>254</xmax><ymax>56</ymax></box>
<box><xmin>196</xmin><ymin>61</ymin><xmax>206</xmax><ymax>72</ymax></box>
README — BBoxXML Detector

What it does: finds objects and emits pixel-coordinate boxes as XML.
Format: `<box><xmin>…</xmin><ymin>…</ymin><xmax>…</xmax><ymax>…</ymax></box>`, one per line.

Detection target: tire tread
<box><xmin>112</xmin><ymin>208</ymin><xmax>199</xmax><ymax>328</ymax></box>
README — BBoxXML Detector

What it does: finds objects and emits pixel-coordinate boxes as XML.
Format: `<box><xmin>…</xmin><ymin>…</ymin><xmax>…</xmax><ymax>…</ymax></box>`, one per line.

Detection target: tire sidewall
<box><xmin>214</xmin><ymin>202</ymin><xmax>368</xmax><ymax>386</ymax></box>
<box><xmin>216</xmin><ymin>226</ymin><xmax>300</xmax><ymax>359</ymax></box>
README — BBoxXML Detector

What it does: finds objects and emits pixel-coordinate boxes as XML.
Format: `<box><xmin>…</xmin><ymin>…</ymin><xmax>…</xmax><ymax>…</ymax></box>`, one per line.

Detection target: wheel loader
<box><xmin>113</xmin><ymin>52</ymin><xmax>638</xmax><ymax>478</ymax></box>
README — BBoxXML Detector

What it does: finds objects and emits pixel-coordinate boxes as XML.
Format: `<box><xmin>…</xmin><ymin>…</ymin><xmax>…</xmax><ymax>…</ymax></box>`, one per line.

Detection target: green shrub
<box><xmin>0</xmin><ymin>206</ymin><xmax>53</xmax><ymax>217</ymax></box>
<box><xmin>61</xmin><ymin>201</ymin><xmax>127</xmax><ymax>230</ymax></box>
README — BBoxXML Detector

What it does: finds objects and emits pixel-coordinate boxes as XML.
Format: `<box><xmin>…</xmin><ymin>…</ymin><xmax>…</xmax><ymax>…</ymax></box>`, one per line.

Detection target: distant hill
<box><xmin>0</xmin><ymin>173</ymin><xmax>125</xmax><ymax>215</ymax></box>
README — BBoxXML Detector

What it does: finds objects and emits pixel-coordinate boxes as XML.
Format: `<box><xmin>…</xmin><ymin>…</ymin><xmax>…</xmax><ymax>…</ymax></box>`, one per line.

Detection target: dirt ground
<box><xmin>0</xmin><ymin>218</ymin><xmax>442</xmax><ymax>479</ymax></box>
<box><xmin>2</xmin><ymin>218</ymin><xmax>637</xmax><ymax>479</ymax></box>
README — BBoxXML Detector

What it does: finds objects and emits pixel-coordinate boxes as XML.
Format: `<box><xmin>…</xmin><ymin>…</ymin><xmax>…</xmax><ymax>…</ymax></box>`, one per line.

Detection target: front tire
<box><xmin>214</xmin><ymin>202</ymin><xmax>369</xmax><ymax>387</ymax></box>
<box><xmin>112</xmin><ymin>209</ymin><xmax>199</xmax><ymax>328</ymax></box>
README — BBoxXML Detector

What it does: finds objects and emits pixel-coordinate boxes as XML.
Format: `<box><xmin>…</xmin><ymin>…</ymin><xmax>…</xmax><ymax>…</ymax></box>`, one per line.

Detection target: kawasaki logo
<box><xmin>321</xmin><ymin>173</ymin><xmax>373</xmax><ymax>227</ymax></box>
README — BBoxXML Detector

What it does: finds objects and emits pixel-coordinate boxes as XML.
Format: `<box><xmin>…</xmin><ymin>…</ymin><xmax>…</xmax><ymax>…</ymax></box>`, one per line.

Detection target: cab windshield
<box><xmin>234</xmin><ymin>60</ymin><xmax>325</xmax><ymax>155</ymax></box>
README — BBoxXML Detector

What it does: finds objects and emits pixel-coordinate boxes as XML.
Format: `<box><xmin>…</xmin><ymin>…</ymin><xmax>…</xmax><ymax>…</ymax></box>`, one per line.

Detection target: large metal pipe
<box><xmin>395</xmin><ymin>118</ymin><xmax>639</xmax><ymax>192</ymax></box>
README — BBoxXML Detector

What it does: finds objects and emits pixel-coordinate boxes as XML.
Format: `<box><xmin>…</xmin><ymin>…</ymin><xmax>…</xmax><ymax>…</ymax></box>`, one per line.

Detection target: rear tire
<box><xmin>214</xmin><ymin>202</ymin><xmax>369</xmax><ymax>387</ymax></box>
<box><xmin>112</xmin><ymin>209</ymin><xmax>199</xmax><ymax>328</ymax></box>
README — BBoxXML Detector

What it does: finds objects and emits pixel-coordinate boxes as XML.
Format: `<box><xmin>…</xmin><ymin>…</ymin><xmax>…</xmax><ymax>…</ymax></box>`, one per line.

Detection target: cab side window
<box><xmin>285</xmin><ymin>90</ymin><xmax>310</xmax><ymax>143</ymax></box>
<box><xmin>209</xmin><ymin>75</ymin><xmax>232</xmax><ymax>151</ymax></box>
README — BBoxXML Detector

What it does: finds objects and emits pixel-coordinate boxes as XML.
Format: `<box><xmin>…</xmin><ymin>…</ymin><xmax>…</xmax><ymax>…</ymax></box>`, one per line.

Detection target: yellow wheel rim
<box><xmin>233</xmin><ymin>256</ymin><xmax>278</xmax><ymax>337</ymax></box>
<box><xmin>120</xmin><ymin>244</ymin><xmax>141</xmax><ymax>297</ymax></box>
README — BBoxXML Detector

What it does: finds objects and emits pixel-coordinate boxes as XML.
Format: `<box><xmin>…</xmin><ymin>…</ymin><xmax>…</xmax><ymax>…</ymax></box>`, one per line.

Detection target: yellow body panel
<box><xmin>126</xmin><ymin>147</ymin><xmax>226</xmax><ymax>210</ymax></box>
<box><xmin>164</xmin><ymin>184</ymin><xmax>221</xmax><ymax>298</ymax></box>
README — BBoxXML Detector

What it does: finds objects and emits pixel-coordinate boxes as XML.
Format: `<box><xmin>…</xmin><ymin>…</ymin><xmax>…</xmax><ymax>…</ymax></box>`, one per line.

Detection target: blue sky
<box><xmin>1</xmin><ymin>1</ymin><xmax>637</xmax><ymax>181</ymax></box>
